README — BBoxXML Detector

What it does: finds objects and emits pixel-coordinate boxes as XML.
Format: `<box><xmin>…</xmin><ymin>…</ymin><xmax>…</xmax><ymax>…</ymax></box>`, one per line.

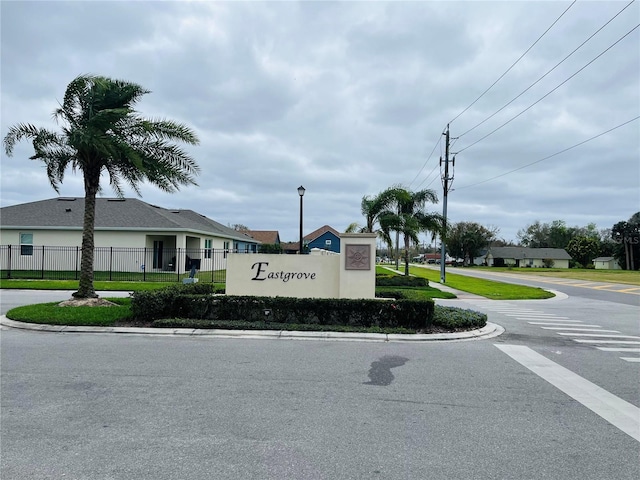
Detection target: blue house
<box><xmin>305</xmin><ymin>225</ymin><xmax>341</xmax><ymax>253</ymax></box>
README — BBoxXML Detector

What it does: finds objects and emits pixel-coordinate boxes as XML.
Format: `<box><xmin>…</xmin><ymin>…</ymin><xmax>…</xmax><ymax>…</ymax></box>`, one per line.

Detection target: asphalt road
<box><xmin>1</xmin><ymin>280</ymin><xmax>639</xmax><ymax>480</ymax></box>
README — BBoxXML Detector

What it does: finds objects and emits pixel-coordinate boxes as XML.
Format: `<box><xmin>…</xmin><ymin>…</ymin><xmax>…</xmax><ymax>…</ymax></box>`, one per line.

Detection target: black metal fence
<box><xmin>0</xmin><ymin>245</ymin><xmax>239</xmax><ymax>283</ymax></box>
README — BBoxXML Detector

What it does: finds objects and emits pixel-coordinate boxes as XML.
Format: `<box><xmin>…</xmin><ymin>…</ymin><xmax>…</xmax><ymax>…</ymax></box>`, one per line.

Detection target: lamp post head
<box><xmin>298</xmin><ymin>185</ymin><xmax>306</xmax><ymax>197</ymax></box>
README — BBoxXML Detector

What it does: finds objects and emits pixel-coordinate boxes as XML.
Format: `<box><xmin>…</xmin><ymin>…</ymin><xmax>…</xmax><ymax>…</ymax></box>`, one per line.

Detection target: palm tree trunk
<box><xmin>404</xmin><ymin>234</ymin><xmax>410</xmax><ymax>276</ymax></box>
<box><xmin>73</xmin><ymin>174</ymin><xmax>100</xmax><ymax>298</ymax></box>
<box><xmin>624</xmin><ymin>236</ymin><xmax>631</xmax><ymax>270</ymax></box>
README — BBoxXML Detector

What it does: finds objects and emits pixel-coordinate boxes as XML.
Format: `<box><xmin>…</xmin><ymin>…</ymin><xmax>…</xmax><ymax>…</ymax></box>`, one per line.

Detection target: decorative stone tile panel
<box><xmin>345</xmin><ymin>244</ymin><xmax>370</xmax><ymax>270</ymax></box>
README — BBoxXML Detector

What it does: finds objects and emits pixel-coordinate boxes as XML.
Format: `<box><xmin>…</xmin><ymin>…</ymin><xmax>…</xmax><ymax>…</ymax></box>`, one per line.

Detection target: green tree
<box><xmin>3</xmin><ymin>74</ymin><xmax>200</xmax><ymax>298</ymax></box>
<box><xmin>517</xmin><ymin>220</ymin><xmax>551</xmax><ymax>248</ymax></box>
<box><xmin>349</xmin><ymin>187</ymin><xmax>400</xmax><ymax>256</ymax></box>
<box><xmin>378</xmin><ymin>187</ymin><xmax>442</xmax><ymax>276</ymax></box>
<box><xmin>566</xmin><ymin>236</ymin><xmax>600</xmax><ymax>268</ymax></box>
<box><xmin>611</xmin><ymin>212</ymin><xmax>640</xmax><ymax>270</ymax></box>
<box><xmin>446</xmin><ymin>222</ymin><xmax>498</xmax><ymax>266</ymax></box>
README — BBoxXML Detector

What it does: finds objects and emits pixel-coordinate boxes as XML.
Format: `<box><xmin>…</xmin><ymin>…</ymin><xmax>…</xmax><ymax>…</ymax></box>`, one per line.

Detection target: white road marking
<box><xmin>598</xmin><ymin>347</ymin><xmax>640</xmax><ymax>353</ymax></box>
<box><xmin>574</xmin><ymin>339</ymin><xmax>640</xmax><ymax>345</ymax></box>
<box><xmin>557</xmin><ymin>333</ymin><xmax>640</xmax><ymax>339</ymax></box>
<box><xmin>541</xmin><ymin>328</ymin><xmax>618</xmax><ymax>332</ymax></box>
<box><xmin>620</xmin><ymin>357</ymin><xmax>640</xmax><ymax>363</ymax></box>
<box><xmin>525</xmin><ymin>319</ymin><xmax>583</xmax><ymax>323</ymax></box>
<box><xmin>528</xmin><ymin>322</ymin><xmax>600</xmax><ymax>327</ymax></box>
<box><xmin>495</xmin><ymin>344</ymin><xmax>640</xmax><ymax>442</ymax></box>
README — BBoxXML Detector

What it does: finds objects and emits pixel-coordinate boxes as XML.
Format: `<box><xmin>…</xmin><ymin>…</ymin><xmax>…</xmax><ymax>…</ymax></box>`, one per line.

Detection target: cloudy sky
<box><xmin>1</xmin><ymin>0</ymin><xmax>638</xmax><ymax>244</ymax></box>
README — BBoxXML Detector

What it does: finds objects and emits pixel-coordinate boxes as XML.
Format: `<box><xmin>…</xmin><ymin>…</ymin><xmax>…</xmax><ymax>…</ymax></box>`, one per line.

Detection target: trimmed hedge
<box><xmin>131</xmin><ymin>287</ymin><xmax>434</xmax><ymax>330</ymax></box>
<box><xmin>433</xmin><ymin>306</ymin><xmax>486</xmax><ymax>329</ymax></box>
<box><xmin>130</xmin><ymin>282</ymin><xmax>219</xmax><ymax>320</ymax></box>
<box><xmin>376</xmin><ymin>274</ymin><xmax>428</xmax><ymax>287</ymax></box>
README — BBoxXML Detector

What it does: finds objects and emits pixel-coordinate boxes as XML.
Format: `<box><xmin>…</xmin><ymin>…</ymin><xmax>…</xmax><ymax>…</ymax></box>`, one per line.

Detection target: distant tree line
<box><xmin>516</xmin><ymin>215</ymin><xmax>639</xmax><ymax>269</ymax></box>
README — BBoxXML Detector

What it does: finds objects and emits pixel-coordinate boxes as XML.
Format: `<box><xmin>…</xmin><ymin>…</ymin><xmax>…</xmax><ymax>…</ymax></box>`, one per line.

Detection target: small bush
<box><xmin>376</xmin><ymin>275</ymin><xmax>428</xmax><ymax>287</ymax></box>
<box><xmin>130</xmin><ymin>282</ymin><xmax>216</xmax><ymax>319</ymax></box>
<box><xmin>433</xmin><ymin>306</ymin><xmax>486</xmax><ymax>330</ymax></box>
<box><xmin>375</xmin><ymin>290</ymin><xmax>407</xmax><ymax>300</ymax></box>
<box><xmin>542</xmin><ymin>258</ymin><xmax>555</xmax><ymax>268</ymax></box>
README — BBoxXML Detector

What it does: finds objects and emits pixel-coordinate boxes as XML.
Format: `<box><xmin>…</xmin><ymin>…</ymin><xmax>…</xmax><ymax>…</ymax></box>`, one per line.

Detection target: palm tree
<box><xmin>3</xmin><ymin>74</ymin><xmax>200</xmax><ymax>299</ymax></box>
<box><xmin>378</xmin><ymin>188</ymin><xmax>442</xmax><ymax>276</ymax></box>
<box><xmin>354</xmin><ymin>187</ymin><xmax>399</xmax><ymax>254</ymax></box>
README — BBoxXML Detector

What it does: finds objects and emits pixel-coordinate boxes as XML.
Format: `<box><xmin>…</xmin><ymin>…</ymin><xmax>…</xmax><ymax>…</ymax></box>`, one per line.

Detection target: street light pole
<box><xmin>298</xmin><ymin>185</ymin><xmax>305</xmax><ymax>254</ymax></box>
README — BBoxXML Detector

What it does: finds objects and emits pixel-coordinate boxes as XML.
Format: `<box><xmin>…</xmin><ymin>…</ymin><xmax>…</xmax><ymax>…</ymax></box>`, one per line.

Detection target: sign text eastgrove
<box><xmin>251</xmin><ymin>261</ymin><xmax>317</xmax><ymax>282</ymax></box>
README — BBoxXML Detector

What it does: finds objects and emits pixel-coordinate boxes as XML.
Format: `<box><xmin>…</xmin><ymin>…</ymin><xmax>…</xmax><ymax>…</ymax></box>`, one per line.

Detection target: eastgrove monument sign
<box><xmin>225</xmin><ymin>233</ymin><xmax>377</xmax><ymax>299</ymax></box>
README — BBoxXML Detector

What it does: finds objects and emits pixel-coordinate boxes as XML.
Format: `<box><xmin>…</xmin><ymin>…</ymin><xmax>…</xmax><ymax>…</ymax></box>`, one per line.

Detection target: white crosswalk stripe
<box><xmin>465</xmin><ymin>301</ymin><xmax>640</xmax><ymax>363</ymax></box>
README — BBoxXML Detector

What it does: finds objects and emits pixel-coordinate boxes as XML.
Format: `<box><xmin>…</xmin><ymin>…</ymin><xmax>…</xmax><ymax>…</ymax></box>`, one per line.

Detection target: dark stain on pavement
<box><xmin>364</xmin><ymin>355</ymin><xmax>408</xmax><ymax>386</ymax></box>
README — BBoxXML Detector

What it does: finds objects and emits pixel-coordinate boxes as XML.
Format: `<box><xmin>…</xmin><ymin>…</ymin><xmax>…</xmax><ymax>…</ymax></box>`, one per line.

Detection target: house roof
<box><xmin>244</xmin><ymin>230</ymin><xmax>281</xmax><ymax>244</ymax></box>
<box><xmin>593</xmin><ymin>256</ymin><xmax>615</xmax><ymax>262</ymax></box>
<box><xmin>304</xmin><ymin>225</ymin><xmax>340</xmax><ymax>242</ymax></box>
<box><xmin>0</xmin><ymin>197</ymin><xmax>258</xmax><ymax>243</ymax></box>
<box><xmin>488</xmin><ymin>246</ymin><xmax>571</xmax><ymax>260</ymax></box>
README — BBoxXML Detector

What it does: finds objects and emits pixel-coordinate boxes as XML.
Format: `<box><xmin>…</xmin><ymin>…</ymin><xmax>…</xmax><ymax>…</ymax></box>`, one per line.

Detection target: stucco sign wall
<box><xmin>226</xmin><ymin>233</ymin><xmax>377</xmax><ymax>299</ymax></box>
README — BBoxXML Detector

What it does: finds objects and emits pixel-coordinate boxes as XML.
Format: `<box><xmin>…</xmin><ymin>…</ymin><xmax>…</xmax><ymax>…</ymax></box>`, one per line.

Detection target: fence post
<box><xmin>75</xmin><ymin>246</ymin><xmax>79</xmax><ymax>280</ymax></box>
<box><xmin>7</xmin><ymin>244</ymin><xmax>12</xmax><ymax>279</ymax></box>
<box><xmin>41</xmin><ymin>245</ymin><xmax>45</xmax><ymax>279</ymax></box>
<box><xmin>143</xmin><ymin>247</ymin><xmax>147</xmax><ymax>282</ymax></box>
<box><xmin>109</xmin><ymin>246</ymin><xmax>113</xmax><ymax>281</ymax></box>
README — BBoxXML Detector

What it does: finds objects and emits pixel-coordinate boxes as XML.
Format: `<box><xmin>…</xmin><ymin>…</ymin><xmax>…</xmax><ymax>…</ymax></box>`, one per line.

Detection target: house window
<box><xmin>20</xmin><ymin>233</ymin><xmax>33</xmax><ymax>256</ymax></box>
<box><xmin>325</xmin><ymin>240</ymin><xmax>332</xmax><ymax>246</ymax></box>
<box><xmin>204</xmin><ymin>239</ymin><xmax>212</xmax><ymax>259</ymax></box>
<box><xmin>224</xmin><ymin>241</ymin><xmax>230</xmax><ymax>258</ymax></box>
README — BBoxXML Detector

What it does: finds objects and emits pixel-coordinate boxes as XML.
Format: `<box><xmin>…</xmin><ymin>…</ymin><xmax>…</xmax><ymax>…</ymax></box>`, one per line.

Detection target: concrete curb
<box><xmin>0</xmin><ymin>316</ymin><xmax>503</xmax><ymax>343</ymax></box>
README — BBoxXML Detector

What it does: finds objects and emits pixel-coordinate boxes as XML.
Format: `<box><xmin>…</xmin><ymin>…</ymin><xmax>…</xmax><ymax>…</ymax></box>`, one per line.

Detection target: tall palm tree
<box><xmin>356</xmin><ymin>187</ymin><xmax>399</xmax><ymax>255</ymax></box>
<box><xmin>378</xmin><ymin>188</ymin><xmax>442</xmax><ymax>276</ymax></box>
<box><xmin>3</xmin><ymin>74</ymin><xmax>200</xmax><ymax>299</ymax></box>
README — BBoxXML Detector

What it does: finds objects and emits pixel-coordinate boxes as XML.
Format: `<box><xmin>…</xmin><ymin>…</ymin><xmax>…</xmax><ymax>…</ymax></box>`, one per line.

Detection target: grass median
<box><xmin>406</xmin><ymin>266</ymin><xmax>554</xmax><ymax>300</ymax></box>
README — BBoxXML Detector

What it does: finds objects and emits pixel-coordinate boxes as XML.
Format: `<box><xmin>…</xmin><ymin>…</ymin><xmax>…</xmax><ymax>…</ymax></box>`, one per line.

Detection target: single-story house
<box><xmin>592</xmin><ymin>256</ymin><xmax>621</xmax><ymax>270</ymax></box>
<box><xmin>485</xmin><ymin>246</ymin><xmax>572</xmax><ymax>268</ymax></box>
<box><xmin>0</xmin><ymin>197</ymin><xmax>260</xmax><ymax>273</ymax></box>
<box><xmin>244</xmin><ymin>230</ymin><xmax>281</xmax><ymax>246</ymax></box>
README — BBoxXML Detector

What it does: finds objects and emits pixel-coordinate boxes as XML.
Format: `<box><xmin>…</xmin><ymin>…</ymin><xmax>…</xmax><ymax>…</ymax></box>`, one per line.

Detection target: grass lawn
<box><xmin>6</xmin><ymin>298</ymin><xmax>133</xmax><ymax>326</ymax></box>
<box><xmin>407</xmin><ymin>266</ymin><xmax>554</xmax><ymax>300</ymax></box>
<box><xmin>0</xmin><ymin>279</ymin><xmax>223</xmax><ymax>291</ymax></box>
<box><xmin>474</xmin><ymin>267</ymin><xmax>640</xmax><ymax>286</ymax></box>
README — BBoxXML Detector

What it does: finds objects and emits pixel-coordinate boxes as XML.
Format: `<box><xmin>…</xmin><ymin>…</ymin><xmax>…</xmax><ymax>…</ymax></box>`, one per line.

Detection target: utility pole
<box><xmin>440</xmin><ymin>124</ymin><xmax>454</xmax><ymax>283</ymax></box>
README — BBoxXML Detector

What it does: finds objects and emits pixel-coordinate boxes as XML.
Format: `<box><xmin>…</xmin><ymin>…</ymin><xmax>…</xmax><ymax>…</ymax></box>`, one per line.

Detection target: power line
<box><xmin>454</xmin><ymin>116</ymin><xmax>640</xmax><ymax>190</ymax></box>
<box><xmin>408</xmin><ymin>129</ymin><xmax>443</xmax><ymax>188</ymax></box>
<box><xmin>448</xmin><ymin>0</ymin><xmax>577</xmax><ymax>125</ymax></box>
<box><xmin>458</xmin><ymin>0</ymin><xmax>637</xmax><ymax>139</ymax></box>
<box><xmin>454</xmin><ymin>23</ymin><xmax>640</xmax><ymax>155</ymax></box>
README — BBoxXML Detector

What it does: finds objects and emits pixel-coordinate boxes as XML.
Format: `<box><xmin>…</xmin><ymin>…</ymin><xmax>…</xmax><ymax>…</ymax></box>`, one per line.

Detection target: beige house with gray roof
<box><xmin>485</xmin><ymin>246</ymin><xmax>572</xmax><ymax>268</ymax></box>
<box><xmin>0</xmin><ymin>197</ymin><xmax>260</xmax><ymax>274</ymax></box>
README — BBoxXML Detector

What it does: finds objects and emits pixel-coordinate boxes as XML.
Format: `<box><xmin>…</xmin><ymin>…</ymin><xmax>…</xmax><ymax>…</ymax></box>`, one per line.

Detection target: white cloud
<box><xmin>1</xmin><ymin>0</ymin><xmax>638</xmax><ymax>243</ymax></box>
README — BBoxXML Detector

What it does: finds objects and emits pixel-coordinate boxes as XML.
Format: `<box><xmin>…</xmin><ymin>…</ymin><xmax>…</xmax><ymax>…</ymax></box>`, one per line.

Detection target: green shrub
<box><xmin>375</xmin><ymin>290</ymin><xmax>407</xmax><ymax>299</ymax></box>
<box><xmin>151</xmin><ymin>318</ymin><xmax>416</xmax><ymax>334</ymax></box>
<box><xmin>131</xmin><ymin>290</ymin><xmax>434</xmax><ymax>330</ymax></box>
<box><xmin>542</xmin><ymin>258</ymin><xmax>555</xmax><ymax>268</ymax></box>
<box><xmin>375</xmin><ymin>275</ymin><xmax>428</xmax><ymax>287</ymax></box>
<box><xmin>130</xmin><ymin>282</ymin><xmax>216</xmax><ymax>319</ymax></box>
<box><xmin>433</xmin><ymin>306</ymin><xmax>486</xmax><ymax>329</ymax></box>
